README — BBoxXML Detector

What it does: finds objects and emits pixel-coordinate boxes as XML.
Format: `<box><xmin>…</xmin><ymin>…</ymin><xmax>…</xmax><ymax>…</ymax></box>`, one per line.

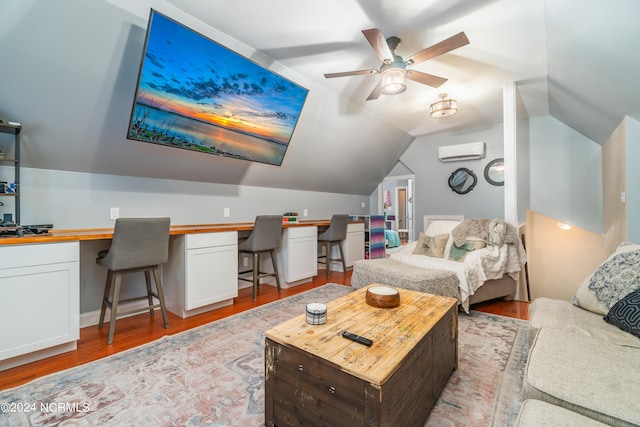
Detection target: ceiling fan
<box><xmin>324</xmin><ymin>29</ymin><xmax>469</xmax><ymax>101</ymax></box>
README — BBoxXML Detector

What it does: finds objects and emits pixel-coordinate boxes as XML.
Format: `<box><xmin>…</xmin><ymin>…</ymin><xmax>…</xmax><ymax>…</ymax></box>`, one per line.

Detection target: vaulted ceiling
<box><xmin>169</xmin><ymin>0</ymin><xmax>640</xmax><ymax>144</ymax></box>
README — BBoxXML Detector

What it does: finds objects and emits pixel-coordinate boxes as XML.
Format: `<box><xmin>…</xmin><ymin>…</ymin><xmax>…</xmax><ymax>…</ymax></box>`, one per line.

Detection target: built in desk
<box><xmin>0</xmin><ymin>220</ymin><xmax>365</xmax><ymax>371</ymax></box>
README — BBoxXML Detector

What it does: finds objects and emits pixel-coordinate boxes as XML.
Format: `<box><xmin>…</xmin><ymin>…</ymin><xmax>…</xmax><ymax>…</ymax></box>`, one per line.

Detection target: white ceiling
<box><xmin>168</xmin><ymin>0</ymin><xmax>640</xmax><ymax>144</ymax></box>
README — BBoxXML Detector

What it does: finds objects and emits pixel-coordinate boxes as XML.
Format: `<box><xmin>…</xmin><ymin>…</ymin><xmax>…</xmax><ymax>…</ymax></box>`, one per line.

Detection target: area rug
<box><xmin>0</xmin><ymin>284</ymin><xmax>528</xmax><ymax>427</ymax></box>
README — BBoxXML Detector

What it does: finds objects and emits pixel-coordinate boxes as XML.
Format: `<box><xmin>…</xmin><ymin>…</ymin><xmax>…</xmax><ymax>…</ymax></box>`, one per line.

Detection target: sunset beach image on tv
<box><xmin>127</xmin><ymin>10</ymin><xmax>309</xmax><ymax>166</ymax></box>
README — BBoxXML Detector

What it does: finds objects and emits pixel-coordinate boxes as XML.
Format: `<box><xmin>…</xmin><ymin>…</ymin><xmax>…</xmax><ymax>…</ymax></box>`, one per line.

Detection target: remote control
<box><xmin>341</xmin><ymin>331</ymin><xmax>373</xmax><ymax>346</ymax></box>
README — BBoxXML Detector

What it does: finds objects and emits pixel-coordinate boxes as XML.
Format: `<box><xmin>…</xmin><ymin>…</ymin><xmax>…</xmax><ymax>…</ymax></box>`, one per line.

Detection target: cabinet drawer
<box><xmin>186</xmin><ymin>231</ymin><xmax>237</xmax><ymax>249</ymax></box>
<box><xmin>286</xmin><ymin>226</ymin><xmax>317</xmax><ymax>239</ymax></box>
<box><xmin>0</xmin><ymin>242</ymin><xmax>79</xmax><ymax>270</ymax></box>
<box><xmin>347</xmin><ymin>222</ymin><xmax>365</xmax><ymax>233</ymax></box>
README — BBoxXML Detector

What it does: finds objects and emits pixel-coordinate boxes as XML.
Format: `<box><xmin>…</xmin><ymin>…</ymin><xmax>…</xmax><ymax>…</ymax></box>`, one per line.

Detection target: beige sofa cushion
<box><xmin>515</xmin><ymin>399</ymin><xmax>610</xmax><ymax>426</ymax></box>
<box><xmin>527</xmin><ymin>297</ymin><xmax>640</xmax><ymax>348</ymax></box>
<box><xmin>523</xmin><ymin>328</ymin><xmax>640</xmax><ymax>426</ymax></box>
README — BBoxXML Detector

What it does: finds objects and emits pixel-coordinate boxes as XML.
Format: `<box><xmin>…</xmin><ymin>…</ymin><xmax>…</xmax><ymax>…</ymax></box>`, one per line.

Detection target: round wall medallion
<box><xmin>484</xmin><ymin>158</ymin><xmax>505</xmax><ymax>186</ymax></box>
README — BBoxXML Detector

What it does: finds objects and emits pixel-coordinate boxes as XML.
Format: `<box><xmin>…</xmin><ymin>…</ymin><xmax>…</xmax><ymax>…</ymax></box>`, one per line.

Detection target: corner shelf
<box><xmin>0</xmin><ymin>122</ymin><xmax>21</xmax><ymax>224</ymax></box>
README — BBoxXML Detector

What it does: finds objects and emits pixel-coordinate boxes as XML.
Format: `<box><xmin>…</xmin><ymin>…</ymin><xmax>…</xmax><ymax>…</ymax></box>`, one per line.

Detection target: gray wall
<box><xmin>11</xmin><ymin>166</ymin><xmax>370</xmax><ymax>314</ymax></box>
<box><xmin>529</xmin><ymin>116</ymin><xmax>603</xmax><ymax>234</ymax></box>
<box><xmin>17</xmin><ymin>168</ymin><xmax>369</xmax><ymax>229</ymax></box>
<box><xmin>385</xmin><ymin>116</ymin><xmax>604</xmax><ymax>238</ymax></box>
<box><xmin>399</xmin><ymin>123</ymin><xmax>506</xmax><ymax>233</ymax></box>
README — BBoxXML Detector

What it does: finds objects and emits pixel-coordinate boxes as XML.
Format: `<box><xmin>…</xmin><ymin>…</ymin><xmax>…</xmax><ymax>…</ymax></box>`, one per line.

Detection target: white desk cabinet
<box><xmin>0</xmin><ymin>241</ymin><xmax>80</xmax><ymax>370</ymax></box>
<box><xmin>345</xmin><ymin>222</ymin><xmax>365</xmax><ymax>268</ymax></box>
<box><xmin>278</xmin><ymin>226</ymin><xmax>318</xmax><ymax>285</ymax></box>
<box><xmin>165</xmin><ymin>231</ymin><xmax>238</xmax><ymax>318</ymax></box>
<box><xmin>328</xmin><ymin>222</ymin><xmax>365</xmax><ymax>272</ymax></box>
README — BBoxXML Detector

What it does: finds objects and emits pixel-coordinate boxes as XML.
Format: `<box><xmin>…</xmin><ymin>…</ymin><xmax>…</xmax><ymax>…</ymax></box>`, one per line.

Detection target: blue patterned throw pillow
<box><xmin>603</xmin><ymin>289</ymin><xmax>640</xmax><ymax>338</ymax></box>
<box><xmin>572</xmin><ymin>242</ymin><xmax>640</xmax><ymax>315</ymax></box>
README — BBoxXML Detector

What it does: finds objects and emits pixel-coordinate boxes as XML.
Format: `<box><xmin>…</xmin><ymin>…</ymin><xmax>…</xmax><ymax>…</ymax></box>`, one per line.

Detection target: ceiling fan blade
<box><xmin>406</xmin><ymin>70</ymin><xmax>448</xmax><ymax>88</ymax></box>
<box><xmin>366</xmin><ymin>80</ymin><xmax>383</xmax><ymax>101</ymax></box>
<box><xmin>324</xmin><ymin>69</ymin><xmax>378</xmax><ymax>79</ymax></box>
<box><xmin>405</xmin><ymin>32</ymin><xmax>469</xmax><ymax>65</ymax></box>
<box><xmin>362</xmin><ymin>28</ymin><xmax>394</xmax><ymax>64</ymax></box>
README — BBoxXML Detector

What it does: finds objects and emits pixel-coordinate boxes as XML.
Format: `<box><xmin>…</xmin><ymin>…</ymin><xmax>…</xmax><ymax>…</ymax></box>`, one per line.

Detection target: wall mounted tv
<box><xmin>127</xmin><ymin>9</ymin><xmax>309</xmax><ymax>166</ymax></box>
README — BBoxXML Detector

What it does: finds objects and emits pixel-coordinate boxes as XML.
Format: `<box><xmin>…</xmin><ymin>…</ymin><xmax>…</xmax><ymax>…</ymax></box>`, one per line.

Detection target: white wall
<box><xmin>529</xmin><ymin>116</ymin><xmax>603</xmax><ymax>234</ymax></box>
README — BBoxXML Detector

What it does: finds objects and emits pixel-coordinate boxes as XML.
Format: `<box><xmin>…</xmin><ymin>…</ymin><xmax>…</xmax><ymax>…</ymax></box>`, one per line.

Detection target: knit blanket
<box><xmin>452</xmin><ymin>218</ymin><xmax>520</xmax><ymax>247</ymax></box>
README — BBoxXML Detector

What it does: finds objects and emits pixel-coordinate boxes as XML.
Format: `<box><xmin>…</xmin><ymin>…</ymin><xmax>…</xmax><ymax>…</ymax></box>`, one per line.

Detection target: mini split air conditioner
<box><xmin>438</xmin><ymin>142</ymin><xmax>485</xmax><ymax>162</ymax></box>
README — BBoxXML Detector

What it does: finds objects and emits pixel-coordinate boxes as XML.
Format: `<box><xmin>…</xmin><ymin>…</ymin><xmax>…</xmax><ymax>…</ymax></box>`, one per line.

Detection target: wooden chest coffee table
<box><xmin>264</xmin><ymin>286</ymin><xmax>458</xmax><ymax>427</ymax></box>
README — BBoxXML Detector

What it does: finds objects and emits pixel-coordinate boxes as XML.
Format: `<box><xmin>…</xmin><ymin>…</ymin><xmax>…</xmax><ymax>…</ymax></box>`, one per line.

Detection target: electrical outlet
<box><xmin>109</xmin><ymin>207</ymin><xmax>119</xmax><ymax>220</ymax></box>
<box><xmin>361</xmin><ymin>202</ymin><xmax>366</xmax><ymax>208</ymax></box>
<box><xmin>224</xmin><ymin>208</ymin><xmax>230</xmax><ymax>217</ymax></box>
<box><xmin>303</xmin><ymin>209</ymin><xmax>308</xmax><ymax>217</ymax></box>
<box><xmin>243</xmin><ymin>257</ymin><xmax>248</xmax><ymax>267</ymax></box>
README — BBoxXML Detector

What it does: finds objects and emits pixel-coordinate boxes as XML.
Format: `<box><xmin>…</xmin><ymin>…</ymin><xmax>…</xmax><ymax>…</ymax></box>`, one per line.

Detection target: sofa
<box><xmin>518</xmin><ymin>242</ymin><xmax>640</xmax><ymax>426</ymax></box>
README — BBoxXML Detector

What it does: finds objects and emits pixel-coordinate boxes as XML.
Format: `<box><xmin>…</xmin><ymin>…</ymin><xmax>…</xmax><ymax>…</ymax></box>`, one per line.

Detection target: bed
<box><xmin>351</xmin><ymin>215</ymin><xmax>527</xmax><ymax>312</ymax></box>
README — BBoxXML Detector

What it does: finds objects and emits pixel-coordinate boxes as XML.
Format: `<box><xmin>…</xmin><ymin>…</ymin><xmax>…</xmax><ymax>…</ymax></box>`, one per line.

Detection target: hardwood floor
<box><xmin>0</xmin><ymin>269</ymin><xmax>530</xmax><ymax>391</ymax></box>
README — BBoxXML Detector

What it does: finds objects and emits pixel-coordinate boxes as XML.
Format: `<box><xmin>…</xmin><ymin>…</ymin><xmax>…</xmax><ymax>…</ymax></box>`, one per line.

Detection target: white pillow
<box><xmin>425</xmin><ymin>220</ymin><xmax>462</xmax><ymax>260</ymax></box>
<box><xmin>572</xmin><ymin>242</ymin><xmax>640</xmax><ymax>315</ymax></box>
<box><xmin>424</xmin><ymin>220</ymin><xmax>461</xmax><ymax>236</ymax></box>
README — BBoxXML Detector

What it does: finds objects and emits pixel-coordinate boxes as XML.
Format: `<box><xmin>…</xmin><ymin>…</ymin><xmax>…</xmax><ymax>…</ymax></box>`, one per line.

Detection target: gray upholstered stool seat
<box><xmin>238</xmin><ymin>215</ymin><xmax>282</xmax><ymax>301</ymax></box>
<box><xmin>317</xmin><ymin>214</ymin><xmax>349</xmax><ymax>277</ymax></box>
<box><xmin>97</xmin><ymin>217</ymin><xmax>171</xmax><ymax>345</ymax></box>
<box><xmin>514</xmin><ymin>400</ymin><xmax>611</xmax><ymax>427</ymax></box>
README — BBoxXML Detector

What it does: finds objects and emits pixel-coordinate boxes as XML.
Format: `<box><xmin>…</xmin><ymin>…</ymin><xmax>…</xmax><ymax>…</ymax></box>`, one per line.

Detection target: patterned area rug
<box><xmin>1</xmin><ymin>284</ymin><xmax>528</xmax><ymax>426</ymax></box>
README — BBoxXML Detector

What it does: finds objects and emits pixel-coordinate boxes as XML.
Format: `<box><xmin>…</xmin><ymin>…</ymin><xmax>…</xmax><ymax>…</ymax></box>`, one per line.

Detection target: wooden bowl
<box><xmin>366</xmin><ymin>285</ymin><xmax>400</xmax><ymax>308</ymax></box>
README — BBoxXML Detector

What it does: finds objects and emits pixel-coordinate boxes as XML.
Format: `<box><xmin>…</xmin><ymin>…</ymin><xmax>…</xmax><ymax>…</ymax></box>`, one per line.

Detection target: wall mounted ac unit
<box><xmin>438</xmin><ymin>142</ymin><xmax>486</xmax><ymax>162</ymax></box>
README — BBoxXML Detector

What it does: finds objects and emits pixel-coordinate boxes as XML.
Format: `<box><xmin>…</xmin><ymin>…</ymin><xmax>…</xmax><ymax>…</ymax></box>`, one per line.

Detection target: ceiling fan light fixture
<box><xmin>430</xmin><ymin>93</ymin><xmax>458</xmax><ymax>118</ymax></box>
<box><xmin>380</xmin><ymin>67</ymin><xmax>407</xmax><ymax>95</ymax></box>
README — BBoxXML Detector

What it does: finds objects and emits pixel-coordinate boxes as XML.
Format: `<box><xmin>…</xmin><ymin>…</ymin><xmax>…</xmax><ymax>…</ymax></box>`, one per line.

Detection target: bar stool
<box><xmin>318</xmin><ymin>214</ymin><xmax>349</xmax><ymax>277</ymax></box>
<box><xmin>238</xmin><ymin>215</ymin><xmax>283</xmax><ymax>301</ymax></box>
<box><xmin>97</xmin><ymin>217</ymin><xmax>171</xmax><ymax>344</ymax></box>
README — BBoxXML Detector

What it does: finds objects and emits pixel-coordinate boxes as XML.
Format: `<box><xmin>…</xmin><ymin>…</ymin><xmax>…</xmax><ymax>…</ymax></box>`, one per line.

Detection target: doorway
<box><xmin>397</xmin><ymin>187</ymin><xmax>407</xmax><ymax>229</ymax></box>
<box><xmin>379</xmin><ymin>175</ymin><xmax>415</xmax><ymax>242</ymax></box>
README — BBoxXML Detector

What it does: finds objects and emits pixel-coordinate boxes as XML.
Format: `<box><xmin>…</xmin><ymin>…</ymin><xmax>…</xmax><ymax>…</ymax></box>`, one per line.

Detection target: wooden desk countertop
<box><xmin>0</xmin><ymin>219</ymin><xmax>359</xmax><ymax>246</ymax></box>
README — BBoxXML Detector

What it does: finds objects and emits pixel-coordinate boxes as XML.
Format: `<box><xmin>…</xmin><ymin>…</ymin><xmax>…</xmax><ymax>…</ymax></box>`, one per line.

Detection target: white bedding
<box><xmin>390</xmin><ymin>240</ymin><xmax>527</xmax><ymax>311</ymax></box>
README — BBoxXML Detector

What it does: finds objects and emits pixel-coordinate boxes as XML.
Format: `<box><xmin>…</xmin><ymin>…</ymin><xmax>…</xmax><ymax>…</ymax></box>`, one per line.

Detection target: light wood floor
<box><xmin>0</xmin><ymin>269</ymin><xmax>530</xmax><ymax>391</ymax></box>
